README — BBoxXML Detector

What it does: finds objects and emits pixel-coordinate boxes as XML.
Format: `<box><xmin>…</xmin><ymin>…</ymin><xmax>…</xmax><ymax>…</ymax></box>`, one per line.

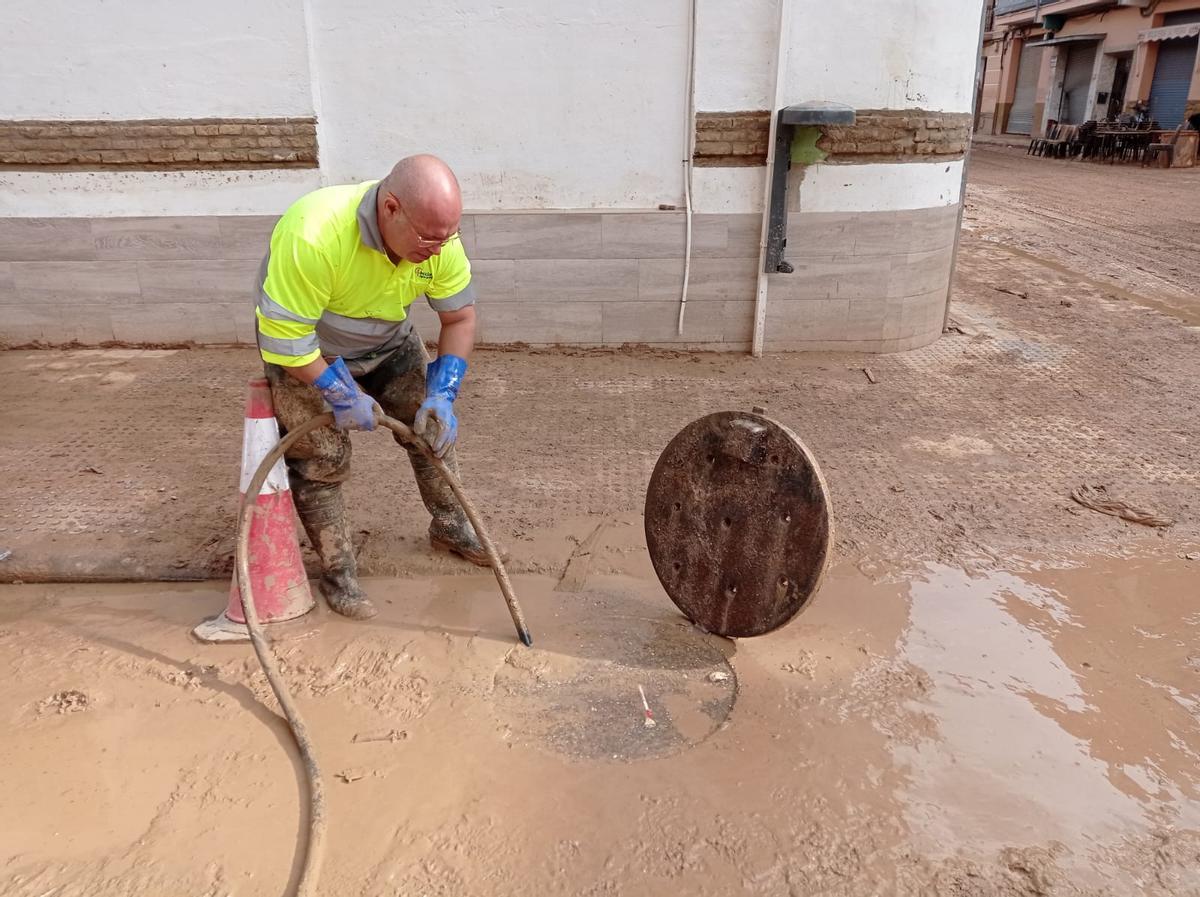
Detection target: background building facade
<box><xmin>979</xmin><ymin>0</ymin><xmax>1200</xmax><ymax>138</ymax></box>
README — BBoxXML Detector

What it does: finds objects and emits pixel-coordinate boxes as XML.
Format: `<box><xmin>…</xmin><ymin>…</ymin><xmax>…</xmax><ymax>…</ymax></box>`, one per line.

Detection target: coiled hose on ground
<box><xmin>234</xmin><ymin>410</ymin><xmax>532</xmax><ymax>897</ymax></box>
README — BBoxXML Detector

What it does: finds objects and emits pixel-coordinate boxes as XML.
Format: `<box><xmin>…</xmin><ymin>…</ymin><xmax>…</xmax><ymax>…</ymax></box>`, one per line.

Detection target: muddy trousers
<box><xmin>264</xmin><ymin>331</ymin><xmax>470</xmax><ymax>607</ymax></box>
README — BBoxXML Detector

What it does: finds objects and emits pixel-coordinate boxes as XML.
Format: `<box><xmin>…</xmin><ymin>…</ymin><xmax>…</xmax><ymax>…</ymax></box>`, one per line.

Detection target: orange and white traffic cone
<box><xmin>193</xmin><ymin>378</ymin><xmax>315</xmax><ymax>643</ymax></box>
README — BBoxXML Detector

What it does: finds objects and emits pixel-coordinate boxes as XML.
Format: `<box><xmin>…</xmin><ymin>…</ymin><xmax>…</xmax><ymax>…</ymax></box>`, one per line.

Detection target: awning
<box><xmin>1025</xmin><ymin>33</ymin><xmax>1104</xmax><ymax>48</ymax></box>
<box><xmin>1139</xmin><ymin>23</ymin><xmax>1200</xmax><ymax>43</ymax></box>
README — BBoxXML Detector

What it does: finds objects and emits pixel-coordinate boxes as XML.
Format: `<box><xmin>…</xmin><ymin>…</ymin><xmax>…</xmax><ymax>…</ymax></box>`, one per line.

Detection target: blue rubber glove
<box><xmin>414</xmin><ymin>354</ymin><xmax>468</xmax><ymax>458</ymax></box>
<box><xmin>313</xmin><ymin>357</ymin><xmax>377</xmax><ymax>431</ymax></box>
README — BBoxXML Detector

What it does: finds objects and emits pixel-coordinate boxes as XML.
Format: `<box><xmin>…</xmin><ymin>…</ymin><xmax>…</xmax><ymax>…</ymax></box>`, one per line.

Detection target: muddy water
<box><xmin>1</xmin><ymin>552</ymin><xmax>1198</xmax><ymax>896</ymax></box>
<box><xmin>895</xmin><ymin>560</ymin><xmax>1200</xmax><ymax>892</ymax></box>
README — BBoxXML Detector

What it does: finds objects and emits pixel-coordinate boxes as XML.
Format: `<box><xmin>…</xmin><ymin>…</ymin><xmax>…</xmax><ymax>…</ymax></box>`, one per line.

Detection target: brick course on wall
<box><xmin>694</xmin><ymin>109</ymin><xmax>970</xmax><ymax>166</ymax></box>
<box><xmin>693</xmin><ymin>111</ymin><xmax>772</xmax><ymax>167</ymax></box>
<box><xmin>0</xmin><ymin>118</ymin><xmax>318</xmax><ymax>169</ymax></box>
<box><xmin>818</xmin><ymin>110</ymin><xmax>970</xmax><ymax>161</ymax></box>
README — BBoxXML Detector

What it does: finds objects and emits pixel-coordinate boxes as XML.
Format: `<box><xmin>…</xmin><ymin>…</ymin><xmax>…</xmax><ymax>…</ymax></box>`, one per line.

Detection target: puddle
<box><xmin>894</xmin><ymin>557</ymin><xmax>1200</xmax><ymax>875</ymax></box>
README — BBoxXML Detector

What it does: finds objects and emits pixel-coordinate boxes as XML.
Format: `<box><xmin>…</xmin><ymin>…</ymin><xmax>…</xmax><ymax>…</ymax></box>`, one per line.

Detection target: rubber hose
<box><xmin>235</xmin><ymin>410</ymin><xmax>532</xmax><ymax>897</ymax></box>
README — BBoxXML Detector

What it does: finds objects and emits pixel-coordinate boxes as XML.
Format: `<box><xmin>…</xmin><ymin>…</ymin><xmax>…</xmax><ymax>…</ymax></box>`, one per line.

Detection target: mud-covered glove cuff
<box><xmin>314</xmin><ymin>357</ymin><xmax>377</xmax><ymax>431</ymax></box>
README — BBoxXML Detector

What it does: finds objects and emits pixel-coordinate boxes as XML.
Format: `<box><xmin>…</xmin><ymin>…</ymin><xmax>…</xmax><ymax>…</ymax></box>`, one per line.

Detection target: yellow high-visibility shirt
<box><xmin>255</xmin><ymin>180</ymin><xmax>474</xmax><ymax>367</ymax></box>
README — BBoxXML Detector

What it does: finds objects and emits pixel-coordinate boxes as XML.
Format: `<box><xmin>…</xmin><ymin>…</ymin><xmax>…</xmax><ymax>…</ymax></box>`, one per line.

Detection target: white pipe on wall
<box><xmin>677</xmin><ymin>0</ymin><xmax>699</xmax><ymax>335</ymax></box>
<box><xmin>751</xmin><ymin>0</ymin><xmax>793</xmax><ymax>357</ymax></box>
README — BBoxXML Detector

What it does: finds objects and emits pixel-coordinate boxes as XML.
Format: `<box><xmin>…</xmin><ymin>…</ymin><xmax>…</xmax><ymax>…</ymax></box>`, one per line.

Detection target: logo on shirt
<box><xmin>416</xmin><ymin>269</ymin><xmax>433</xmax><ymax>280</ymax></box>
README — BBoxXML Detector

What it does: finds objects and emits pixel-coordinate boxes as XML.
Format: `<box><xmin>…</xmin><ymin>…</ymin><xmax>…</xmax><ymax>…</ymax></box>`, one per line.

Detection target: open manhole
<box><xmin>492</xmin><ymin>611</ymin><xmax>735</xmax><ymax>762</ymax></box>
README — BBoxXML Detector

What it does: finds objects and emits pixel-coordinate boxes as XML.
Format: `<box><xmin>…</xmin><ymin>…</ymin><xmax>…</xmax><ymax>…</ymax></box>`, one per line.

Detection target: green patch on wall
<box><xmin>790</xmin><ymin>126</ymin><xmax>827</xmax><ymax>164</ymax></box>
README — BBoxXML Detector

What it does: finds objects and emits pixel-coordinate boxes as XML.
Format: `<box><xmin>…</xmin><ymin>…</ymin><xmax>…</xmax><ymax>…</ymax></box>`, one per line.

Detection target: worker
<box><xmin>255</xmin><ymin>154</ymin><xmax>487</xmax><ymax>621</ymax></box>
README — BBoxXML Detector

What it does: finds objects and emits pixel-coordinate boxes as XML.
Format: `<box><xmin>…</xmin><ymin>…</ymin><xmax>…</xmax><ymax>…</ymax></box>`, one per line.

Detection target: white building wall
<box><xmin>1</xmin><ymin>0</ymin><xmax>316</xmax><ymax>217</ymax></box>
<box><xmin>797</xmin><ymin>161</ymin><xmax>966</xmax><ymax>212</ymax></box>
<box><xmin>307</xmin><ymin>0</ymin><xmax>690</xmax><ymax>209</ymax></box>
<box><xmin>0</xmin><ymin>170</ymin><xmax>324</xmax><ymax>218</ymax></box>
<box><xmin>696</xmin><ymin>0</ymin><xmax>981</xmax><ymax>114</ymax></box>
<box><xmin>1</xmin><ymin>0</ymin><xmax>981</xmax><ymax>217</ymax></box>
<box><xmin>1</xmin><ymin>0</ymin><xmax>313</xmax><ymax>121</ymax></box>
<box><xmin>695</xmin><ymin>0</ymin><xmax>777</xmax><ymax>110</ymax></box>
<box><xmin>692</xmin><ymin>160</ymin><xmax>967</xmax><ymax>216</ymax></box>
<box><xmin>693</xmin><ymin>0</ymin><xmax>981</xmax><ymax>214</ymax></box>
<box><xmin>785</xmin><ymin>1</ymin><xmax>982</xmax><ymax>113</ymax></box>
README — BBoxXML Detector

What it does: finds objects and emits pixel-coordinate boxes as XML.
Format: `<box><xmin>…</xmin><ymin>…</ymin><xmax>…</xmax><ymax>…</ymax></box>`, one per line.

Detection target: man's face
<box><xmin>379</xmin><ymin>192</ymin><xmax>461</xmax><ymax>264</ymax></box>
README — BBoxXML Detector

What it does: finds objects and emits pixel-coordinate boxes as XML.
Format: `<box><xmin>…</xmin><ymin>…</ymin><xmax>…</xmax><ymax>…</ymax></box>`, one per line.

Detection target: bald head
<box><xmin>383</xmin><ymin>154</ymin><xmax>461</xmax><ymax>222</ymax></box>
<box><xmin>377</xmin><ymin>154</ymin><xmax>463</xmax><ymax>263</ymax></box>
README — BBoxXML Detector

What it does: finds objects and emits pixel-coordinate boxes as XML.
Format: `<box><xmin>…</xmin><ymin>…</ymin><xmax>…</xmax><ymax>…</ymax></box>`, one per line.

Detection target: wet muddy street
<box><xmin>3</xmin><ymin>548</ymin><xmax>1198</xmax><ymax>896</ymax></box>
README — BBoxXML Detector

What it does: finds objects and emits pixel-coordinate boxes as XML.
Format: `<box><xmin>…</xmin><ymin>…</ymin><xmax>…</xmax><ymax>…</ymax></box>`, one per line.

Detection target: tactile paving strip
<box><xmin>1</xmin><ymin>240</ymin><xmax>1197</xmax><ymax>580</ymax></box>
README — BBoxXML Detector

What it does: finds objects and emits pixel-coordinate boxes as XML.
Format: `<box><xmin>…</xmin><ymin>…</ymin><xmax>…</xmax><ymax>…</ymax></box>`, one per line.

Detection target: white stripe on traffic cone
<box><xmin>193</xmin><ymin>378</ymin><xmax>315</xmax><ymax>643</ymax></box>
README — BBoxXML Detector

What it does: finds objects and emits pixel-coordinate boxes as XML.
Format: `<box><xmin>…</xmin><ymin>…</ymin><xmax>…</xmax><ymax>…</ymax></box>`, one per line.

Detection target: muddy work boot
<box><xmin>291</xmin><ymin>480</ymin><xmax>378</xmax><ymax>620</ymax></box>
<box><xmin>429</xmin><ymin>516</ymin><xmax>504</xmax><ymax>567</ymax></box>
<box><xmin>406</xmin><ymin>445</ymin><xmax>506</xmax><ymax>567</ymax></box>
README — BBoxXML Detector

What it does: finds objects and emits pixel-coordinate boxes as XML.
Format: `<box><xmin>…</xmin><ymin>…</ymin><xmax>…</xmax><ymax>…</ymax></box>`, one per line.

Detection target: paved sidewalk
<box><xmin>3</xmin><ymin>227</ymin><xmax>1198</xmax><ymax>583</ymax></box>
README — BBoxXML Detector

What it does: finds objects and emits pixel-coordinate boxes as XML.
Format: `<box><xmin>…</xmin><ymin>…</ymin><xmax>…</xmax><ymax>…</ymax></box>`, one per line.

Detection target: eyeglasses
<box><xmin>392</xmin><ymin>196</ymin><xmax>460</xmax><ymax>249</ymax></box>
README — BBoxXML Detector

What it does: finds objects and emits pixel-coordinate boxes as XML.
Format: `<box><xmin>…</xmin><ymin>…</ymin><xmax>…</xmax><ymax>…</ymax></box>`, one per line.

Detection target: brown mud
<box><xmin>2</xmin><ymin>550</ymin><xmax>1199</xmax><ymax>895</ymax></box>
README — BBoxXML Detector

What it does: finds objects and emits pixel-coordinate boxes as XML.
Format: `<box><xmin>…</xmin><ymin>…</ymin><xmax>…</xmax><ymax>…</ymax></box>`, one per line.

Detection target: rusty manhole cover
<box><xmin>645</xmin><ymin>411</ymin><xmax>832</xmax><ymax>638</ymax></box>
